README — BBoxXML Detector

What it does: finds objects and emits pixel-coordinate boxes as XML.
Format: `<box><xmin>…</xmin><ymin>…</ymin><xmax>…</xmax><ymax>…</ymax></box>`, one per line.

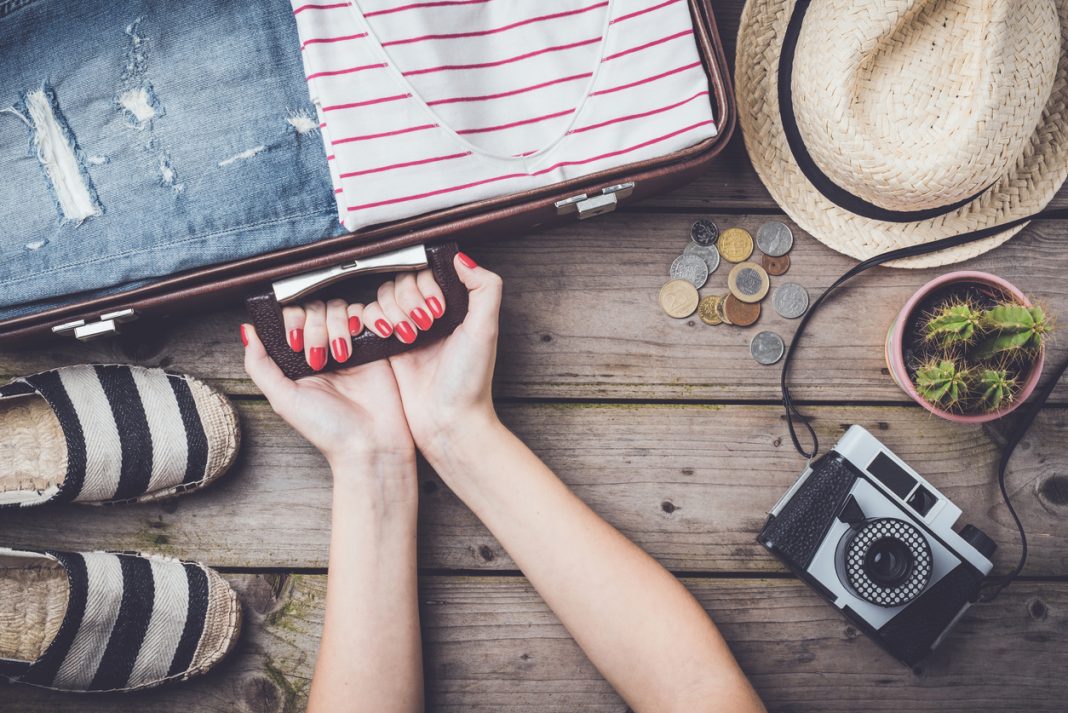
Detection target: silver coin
<box><xmin>772</xmin><ymin>282</ymin><xmax>809</xmax><ymax>319</ymax></box>
<box><xmin>690</xmin><ymin>219</ymin><xmax>719</xmax><ymax>247</ymax></box>
<box><xmin>756</xmin><ymin>221</ymin><xmax>794</xmax><ymax>257</ymax></box>
<box><xmin>682</xmin><ymin>242</ymin><xmax>721</xmax><ymax>274</ymax></box>
<box><xmin>670</xmin><ymin>254</ymin><xmax>709</xmax><ymax>288</ymax></box>
<box><xmin>750</xmin><ymin>331</ymin><xmax>785</xmax><ymax>365</ymax></box>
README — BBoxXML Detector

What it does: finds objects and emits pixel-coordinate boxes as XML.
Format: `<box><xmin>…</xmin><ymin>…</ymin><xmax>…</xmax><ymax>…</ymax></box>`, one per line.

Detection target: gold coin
<box><xmin>715</xmin><ymin>293</ymin><xmax>732</xmax><ymax>324</ymax></box>
<box><xmin>718</xmin><ymin>228</ymin><xmax>754</xmax><ymax>263</ymax></box>
<box><xmin>698</xmin><ymin>295</ymin><xmax>723</xmax><ymax>325</ymax></box>
<box><xmin>723</xmin><ymin>294</ymin><xmax>761</xmax><ymax>326</ymax></box>
<box><xmin>761</xmin><ymin>253</ymin><xmax>791</xmax><ymax>276</ymax></box>
<box><xmin>727</xmin><ymin>261</ymin><xmax>770</xmax><ymax>303</ymax></box>
<box><xmin>658</xmin><ymin>279</ymin><xmax>699</xmax><ymax>318</ymax></box>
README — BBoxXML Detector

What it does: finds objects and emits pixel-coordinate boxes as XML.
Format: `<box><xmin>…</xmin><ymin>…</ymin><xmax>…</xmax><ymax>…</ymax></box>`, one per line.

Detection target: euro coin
<box><xmin>718</xmin><ymin>228</ymin><xmax>754</xmax><ymax>263</ymax></box>
<box><xmin>772</xmin><ymin>282</ymin><xmax>809</xmax><ymax>319</ymax></box>
<box><xmin>727</xmin><ymin>262</ymin><xmax>770</xmax><ymax>303</ymax></box>
<box><xmin>750</xmin><ymin>330</ymin><xmax>785</xmax><ymax>365</ymax></box>
<box><xmin>723</xmin><ymin>294</ymin><xmax>760</xmax><ymax>326</ymax></box>
<box><xmin>756</xmin><ymin>221</ymin><xmax>794</xmax><ymax>257</ymax></box>
<box><xmin>698</xmin><ymin>295</ymin><xmax>723</xmax><ymax>325</ymax></box>
<box><xmin>659</xmin><ymin>279</ymin><xmax>699</xmax><ymax>318</ymax></box>
<box><xmin>690</xmin><ymin>219</ymin><xmax>719</xmax><ymax>246</ymax></box>
<box><xmin>761</xmin><ymin>253</ymin><xmax>791</xmax><ymax>276</ymax></box>
<box><xmin>670</xmin><ymin>254</ymin><xmax>709</xmax><ymax>289</ymax></box>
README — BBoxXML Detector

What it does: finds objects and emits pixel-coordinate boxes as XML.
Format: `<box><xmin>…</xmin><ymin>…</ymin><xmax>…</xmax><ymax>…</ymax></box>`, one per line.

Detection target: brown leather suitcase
<box><xmin>0</xmin><ymin>0</ymin><xmax>735</xmax><ymax>377</ymax></box>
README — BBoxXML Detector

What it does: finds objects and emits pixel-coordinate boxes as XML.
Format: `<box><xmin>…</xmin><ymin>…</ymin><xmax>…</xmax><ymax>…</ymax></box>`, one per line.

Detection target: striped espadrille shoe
<box><xmin>0</xmin><ymin>365</ymin><xmax>240</xmax><ymax>506</ymax></box>
<box><xmin>0</xmin><ymin>547</ymin><xmax>241</xmax><ymax>692</ymax></box>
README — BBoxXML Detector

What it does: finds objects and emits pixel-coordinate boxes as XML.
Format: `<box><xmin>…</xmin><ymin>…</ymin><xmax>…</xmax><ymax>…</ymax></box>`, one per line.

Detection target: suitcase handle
<box><xmin>245</xmin><ymin>242</ymin><xmax>469</xmax><ymax>379</ymax></box>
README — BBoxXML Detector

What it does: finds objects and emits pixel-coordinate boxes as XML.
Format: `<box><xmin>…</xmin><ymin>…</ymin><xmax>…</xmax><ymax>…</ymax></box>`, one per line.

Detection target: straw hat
<box><xmin>736</xmin><ymin>0</ymin><xmax>1068</xmax><ymax>268</ymax></box>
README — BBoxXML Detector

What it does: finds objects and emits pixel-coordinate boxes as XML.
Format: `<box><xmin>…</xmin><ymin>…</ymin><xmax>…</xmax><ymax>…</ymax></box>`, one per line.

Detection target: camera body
<box><xmin>758</xmin><ymin>426</ymin><xmax>996</xmax><ymax>666</ymax></box>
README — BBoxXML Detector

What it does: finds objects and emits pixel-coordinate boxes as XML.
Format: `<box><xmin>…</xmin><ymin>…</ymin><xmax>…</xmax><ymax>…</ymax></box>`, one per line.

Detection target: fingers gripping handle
<box><xmin>246</xmin><ymin>242</ymin><xmax>469</xmax><ymax>379</ymax></box>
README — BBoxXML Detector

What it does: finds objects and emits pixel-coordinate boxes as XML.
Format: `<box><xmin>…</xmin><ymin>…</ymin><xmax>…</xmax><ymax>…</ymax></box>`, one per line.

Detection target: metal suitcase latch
<box><xmin>272</xmin><ymin>243</ymin><xmax>429</xmax><ymax>304</ymax></box>
<box><xmin>555</xmin><ymin>182</ymin><xmax>634</xmax><ymax>220</ymax></box>
<box><xmin>52</xmin><ymin>308</ymin><xmax>138</xmax><ymax>341</ymax></box>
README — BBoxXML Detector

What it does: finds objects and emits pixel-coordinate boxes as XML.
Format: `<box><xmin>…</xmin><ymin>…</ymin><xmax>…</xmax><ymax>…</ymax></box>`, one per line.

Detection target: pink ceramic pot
<box><xmin>885</xmin><ymin>271</ymin><xmax>1045</xmax><ymax>423</ymax></box>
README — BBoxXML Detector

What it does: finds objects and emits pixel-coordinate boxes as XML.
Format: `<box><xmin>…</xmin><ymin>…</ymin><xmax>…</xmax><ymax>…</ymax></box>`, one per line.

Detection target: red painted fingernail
<box><xmin>410</xmin><ymin>307</ymin><xmax>431</xmax><ymax>330</ymax></box>
<box><xmin>309</xmin><ymin>347</ymin><xmax>327</xmax><ymax>371</ymax></box>
<box><xmin>331</xmin><ymin>338</ymin><xmax>350</xmax><ymax>363</ymax></box>
<box><xmin>457</xmin><ymin>251</ymin><xmax>477</xmax><ymax>269</ymax></box>
<box><xmin>240</xmin><ymin>325</ymin><xmax>249</xmax><ymax>347</ymax></box>
<box><xmin>288</xmin><ymin>328</ymin><xmax>304</xmax><ymax>352</ymax></box>
<box><xmin>426</xmin><ymin>296</ymin><xmax>443</xmax><ymax>318</ymax></box>
<box><xmin>348</xmin><ymin>315</ymin><xmax>362</xmax><ymax>335</ymax></box>
<box><xmin>375</xmin><ymin>319</ymin><xmax>393</xmax><ymax>338</ymax></box>
<box><xmin>395</xmin><ymin>321</ymin><xmax>416</xmax><ymax>344</ymax></box>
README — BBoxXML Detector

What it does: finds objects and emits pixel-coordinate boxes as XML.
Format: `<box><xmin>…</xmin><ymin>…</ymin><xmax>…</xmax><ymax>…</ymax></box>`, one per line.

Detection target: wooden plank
<box><xmin>3</xmin><ymin>214</ymin><xmax>1066</xmax><ymax>402</ymax></box>
<box><xmin>0</xmin><ymin>574</ymin><xmax>1062</xmax><ymax>712</ymax></box>
<box><xmin>0</xmin><ymin>401</ymin><xmax>1062</xmax><ymax>575</ymax></box>
<box><xmin>485</xmin><ymin>215</ymin><xmax>1068</xmax><ymax>401</ymax></box>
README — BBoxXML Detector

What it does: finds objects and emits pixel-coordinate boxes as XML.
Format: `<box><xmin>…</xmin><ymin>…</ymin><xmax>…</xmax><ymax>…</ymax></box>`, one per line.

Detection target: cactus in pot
<box><xmin>976</xmin><ymin>367</ymin><xmax>1017</xmax><ymax>413</ymax></box>
<box><xmin>890</xmin><ymin>273</ymin><xmax>1053</xmax><ymax>421</ymax></box>
<box><xmin>974</xmin><ymin>303</ymin><xmax>1050</xmax><ymax>360</ymax></box>
<box><xmin>922</xmin><ymin>299</ymin><xmax>983</xmax><ymax>346</ymax></box>
<box><xmin>914</xmin><ymin>359</ymin><xmax>970</xmax><ymax>411</ymax></box>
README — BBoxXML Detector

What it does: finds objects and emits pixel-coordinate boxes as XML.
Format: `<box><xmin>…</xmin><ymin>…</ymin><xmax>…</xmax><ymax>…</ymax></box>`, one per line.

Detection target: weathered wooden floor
<box><xmin>1</xmin><ymin>2</ymin><xmax>1066</xmax><ymax>711</ymax></box>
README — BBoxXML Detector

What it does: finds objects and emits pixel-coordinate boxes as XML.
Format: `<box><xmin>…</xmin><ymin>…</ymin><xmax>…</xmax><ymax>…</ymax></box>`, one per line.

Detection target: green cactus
<box><xmin>976</xmin><ymin>368</ymin><xmax>1017</xmax><ymax>413</ymax></box>
<box><xmin>974</xmin><ymin>303</ymin><xmax>1050</xmax><ymax>360</ymax></box>
<box><xmin>922</xmin><ymin>300</ymin><xmax>982</xmax><ymax>346</ymax></box>
<box><xmin>914</xmin><ymin>359</ymin><xmax>970</xmax><ymax>410</ymax></box>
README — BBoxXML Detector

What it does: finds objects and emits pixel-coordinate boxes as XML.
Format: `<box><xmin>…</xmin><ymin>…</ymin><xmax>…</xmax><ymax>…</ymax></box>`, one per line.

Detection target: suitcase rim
<box><xmin>0</xmin><ymin>0</ymin><xmax>736</xmax><ymax>345</ymax></box>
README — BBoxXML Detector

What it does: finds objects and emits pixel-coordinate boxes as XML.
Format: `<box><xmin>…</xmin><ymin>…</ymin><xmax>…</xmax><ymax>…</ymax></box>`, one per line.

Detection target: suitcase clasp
<box><xmin>555</xmin><ymin>182</ymin><xmax>634</xmax><ymax>220</ymax></box>
<box><xmin>52</xmin><ymin>308</ymin><xmax>138</xmax><ymax>341</ymax></box>
<box><xmin>272</xmin><ymin>244</ymin><xmax>429</xmax><ymax>304</ymax></box>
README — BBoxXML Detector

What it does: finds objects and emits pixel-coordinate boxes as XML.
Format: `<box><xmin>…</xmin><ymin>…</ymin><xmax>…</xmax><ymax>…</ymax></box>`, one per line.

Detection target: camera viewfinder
<box><xmin>906</xmin><ymin>485</ymin><xmax>938</xmax><ymax>517</ymax></box>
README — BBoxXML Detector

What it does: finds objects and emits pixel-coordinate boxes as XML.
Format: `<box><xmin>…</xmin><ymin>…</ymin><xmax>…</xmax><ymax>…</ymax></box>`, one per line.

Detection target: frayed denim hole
<box><xmin>117</xmin><ymin>82</ymin><xmax>165</xmax><ymax>129</ymax></box>
<box><xmin>11</xmin><ymin>83</ymin><xmax>103</xmax><ymax>225</ymax></box>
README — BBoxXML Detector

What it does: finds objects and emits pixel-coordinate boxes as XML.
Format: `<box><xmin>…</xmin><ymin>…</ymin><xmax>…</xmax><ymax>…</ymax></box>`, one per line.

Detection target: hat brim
<box><xmin>735</xmin><ymin>0</ymin><xmax>1068</xmax><ymax>268</ymax></box>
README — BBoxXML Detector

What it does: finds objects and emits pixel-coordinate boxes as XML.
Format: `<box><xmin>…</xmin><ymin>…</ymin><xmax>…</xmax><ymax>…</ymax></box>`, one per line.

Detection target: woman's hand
<box><xmin>277</xmin><ymin>268</ymin><xmax>448</xmax><ymax>367</ymax></box>
<box><xmin>240</xmin><ymin>310</ymin><xmax>413</xmax><ymax>476</ymax></box>
<box><xmin>386</xmin><ymin>253</ymin><xmax>504</xmax><ymax>456</ymax></box>
<box><xmin>244</xmin><ymin>250</ymin><xmax>502</xmax><ymax>466</ymax></box>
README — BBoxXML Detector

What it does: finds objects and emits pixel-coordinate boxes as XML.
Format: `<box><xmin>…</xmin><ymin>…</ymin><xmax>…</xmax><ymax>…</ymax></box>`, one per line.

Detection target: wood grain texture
<box><xmin>1</xmin><ymin>574</ymin><xmax>1063</xmax><ymax>713</ymax></box>
<box><xmin>0</xmin><ymin>400</ymin><xmax>1062</xmax><ymax>575</ymax></box>
<box><xmin>2</xmin><ymin>214</ymin><xmax>1065</xmax><ymax>403</ymax></box>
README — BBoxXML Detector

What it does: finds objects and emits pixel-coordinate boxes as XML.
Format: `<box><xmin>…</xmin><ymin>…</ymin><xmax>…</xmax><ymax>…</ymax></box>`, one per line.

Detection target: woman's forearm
<box><xmin>425</xmin><ymin>419</ymin><xmax>764</xmax><ymax>713</ymax></box>
<box><xmin>307</xmin><ymin>456</ymin><xmax>424</xmax><ymax>713</ymax></box>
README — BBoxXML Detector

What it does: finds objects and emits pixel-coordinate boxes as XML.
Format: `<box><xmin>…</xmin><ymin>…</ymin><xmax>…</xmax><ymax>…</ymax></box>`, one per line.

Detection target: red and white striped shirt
<box><xmin>291</xmin><ymin>0</ymin><xmax>717</xmax><ymax>231</ymax></box>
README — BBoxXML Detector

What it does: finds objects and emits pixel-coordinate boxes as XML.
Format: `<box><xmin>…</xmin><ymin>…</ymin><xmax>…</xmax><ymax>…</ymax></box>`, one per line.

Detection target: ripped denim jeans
<box><xmin>0</xmin><ymin>0</ymin><xmax>345</xmax><ymax>319</ymax></box>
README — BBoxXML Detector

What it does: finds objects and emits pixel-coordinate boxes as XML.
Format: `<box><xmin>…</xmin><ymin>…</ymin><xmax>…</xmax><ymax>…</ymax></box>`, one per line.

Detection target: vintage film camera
<box><xmin>758</xmin><ymin>426</ymin><xmax>996</xmax><ymax>666</ymax></box>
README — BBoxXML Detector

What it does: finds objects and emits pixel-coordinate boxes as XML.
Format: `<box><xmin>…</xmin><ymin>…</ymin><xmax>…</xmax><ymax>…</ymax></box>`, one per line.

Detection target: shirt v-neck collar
<box><xmin>345</xmin><ymin>0</ymin><xmax>619</xmax><ymax>163</ymax></box>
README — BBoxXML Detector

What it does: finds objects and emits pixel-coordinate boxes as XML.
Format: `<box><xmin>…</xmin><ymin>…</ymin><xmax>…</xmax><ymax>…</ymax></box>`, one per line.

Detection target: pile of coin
<box><xmin>658</xmin><ymin>219</ymin><xmax>811</xmax><ymax>365</ymax></box>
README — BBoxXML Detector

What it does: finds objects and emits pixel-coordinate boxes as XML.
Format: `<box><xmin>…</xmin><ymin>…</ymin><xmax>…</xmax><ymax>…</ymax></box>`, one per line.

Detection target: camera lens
<box><xmin>838</xmin><ymin>518</ymin><xmax>933</xmax><ymax>608</ymax></box>
<box><xmin>864</xmin><ymin>537</ymin><xmax>913</xmax><ymax>587</ymax></box>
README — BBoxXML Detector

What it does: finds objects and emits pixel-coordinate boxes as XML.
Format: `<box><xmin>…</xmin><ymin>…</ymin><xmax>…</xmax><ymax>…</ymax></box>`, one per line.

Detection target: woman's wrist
<box><xmin>329</xmin><ymin>450</ymin><xmax>420</xmax><ymax>514</ymax></box>
<box><xmin>325</xmin><ymin>439</ymin><xmax>416</xmax><ymax>472</ymax></box>
<box><xmin>419</xmin><ymin>409</ymin><xmax>505</xmax><ymax>482</ymax></box>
